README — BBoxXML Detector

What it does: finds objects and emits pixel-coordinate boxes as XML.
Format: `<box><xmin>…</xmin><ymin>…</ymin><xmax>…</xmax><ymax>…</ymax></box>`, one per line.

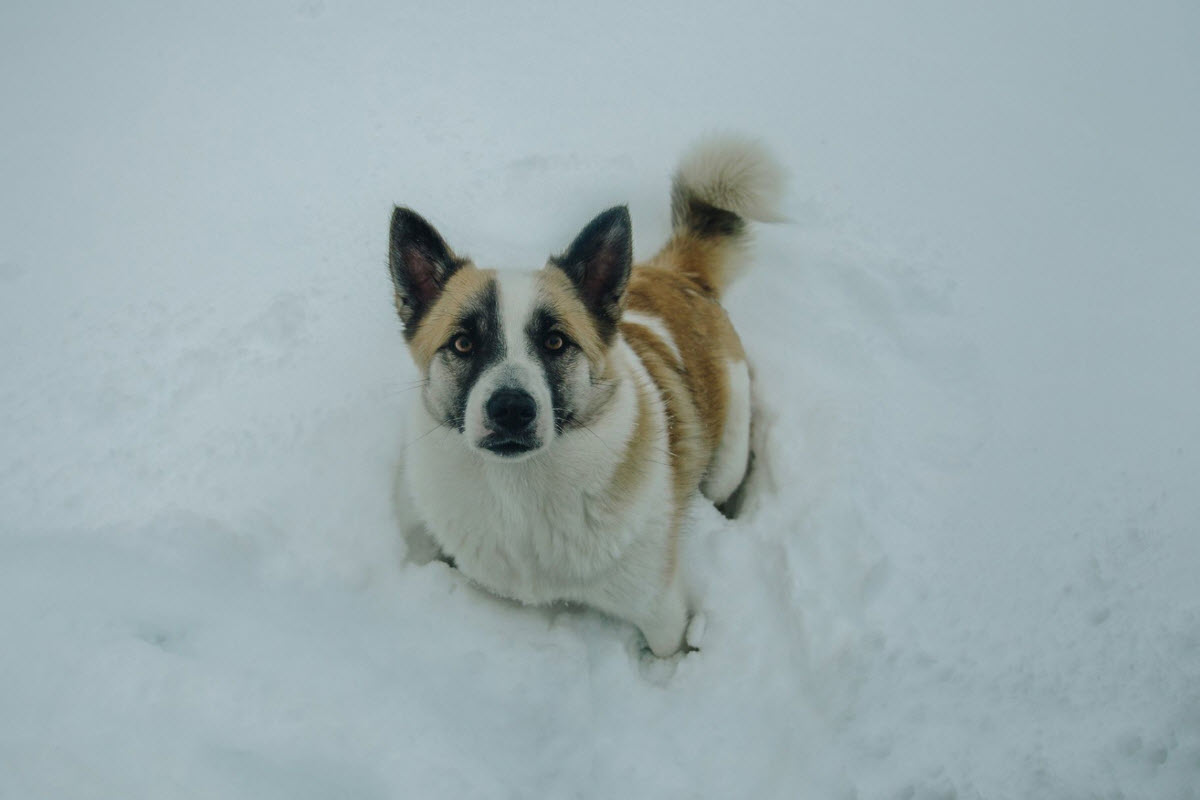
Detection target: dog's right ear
<box><xmin>388</xmin><ymin>207</ymin><xmax>463</xmax><ymax>328</ymax></box>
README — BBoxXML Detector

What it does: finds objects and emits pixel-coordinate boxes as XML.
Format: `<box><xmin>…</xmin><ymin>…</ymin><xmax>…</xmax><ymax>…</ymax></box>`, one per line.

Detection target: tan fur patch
<box><xmin>406</xmin><ymin>265</ymin><xmax>494</xmax><ymax>370</ymax></box>
<box><xmin>605</xmin><ymin>372</ymin><xmax>659</xmax><ymax>512</ymax></box>
<box><xmin>618</xmin><ymin>249</ymin><xmax>750</xmax><ymax>579</ymax></box>
<box><xmin>647</xmin><ymin>233</ymin><xmax>745</xmax><ymax>298</ymax></box>
<box><xmin>535</xmin><ymin>267</ymin><xmax>608</xmax><ymax>369</ymax></box>
<box><xmin>629</xmin><ymin>338</ymin><xmax>704</xmax><ymax>579</ymax></box>
<box><xmin>623</xmin><ymin>265</ymin><xmax>745</xmax><ymax>453</ymax></box>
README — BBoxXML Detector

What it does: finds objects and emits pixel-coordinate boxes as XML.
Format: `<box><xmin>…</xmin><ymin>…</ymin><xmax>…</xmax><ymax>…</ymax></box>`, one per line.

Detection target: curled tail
<box><xmin>662</xmin><ymin>135</ymin><xmax>786</xmax><ymax>295</ymax></box>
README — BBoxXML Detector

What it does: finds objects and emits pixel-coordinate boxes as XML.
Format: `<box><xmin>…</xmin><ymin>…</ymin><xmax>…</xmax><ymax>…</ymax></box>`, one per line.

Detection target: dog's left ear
<box><xmin>551</xmin><ymin>206</ymin><xmax>632</xmax><ymax>328</ymax></box>
<box><xmin>389</xmin><ymin>206</ymin><xmax>463</xmax><ymax>329</ymax></box>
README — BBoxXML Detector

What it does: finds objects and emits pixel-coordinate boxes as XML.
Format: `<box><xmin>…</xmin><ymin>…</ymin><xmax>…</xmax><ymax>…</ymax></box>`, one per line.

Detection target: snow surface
<box><xmin>3</xmin><ymin>1</ymin><xmax>1199</xmax><ymax>797</ymax></box>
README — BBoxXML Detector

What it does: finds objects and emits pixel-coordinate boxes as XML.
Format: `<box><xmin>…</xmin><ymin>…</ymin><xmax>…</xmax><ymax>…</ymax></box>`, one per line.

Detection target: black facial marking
<box><xmin>527</xmin><ymin>306</ymin><xmax>576</xmax><ymax>430</ymax></box>
<box><xmin>443</xmin><ymin>281</ymin><xmax>503</xmax><ymax>432</ymax></box>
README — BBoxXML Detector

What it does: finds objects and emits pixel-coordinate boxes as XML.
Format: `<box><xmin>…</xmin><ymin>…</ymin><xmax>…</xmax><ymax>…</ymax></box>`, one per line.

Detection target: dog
<box><xmin>389</xmin><ymin>137</ymin><xmax>783</xmax><ymax>656</ymax></box>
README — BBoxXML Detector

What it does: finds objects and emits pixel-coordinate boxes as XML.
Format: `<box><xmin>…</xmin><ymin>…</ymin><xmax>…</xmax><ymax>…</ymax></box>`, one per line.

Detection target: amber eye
<box><xmin>544</xmin><ymin>333</ymin><xmax>565</xmax><ymax>352</ymax></box>
<box><xmin>452</xmin><ymin>334</ymin><xmax>473</xmax><ymax>355</ymax></box>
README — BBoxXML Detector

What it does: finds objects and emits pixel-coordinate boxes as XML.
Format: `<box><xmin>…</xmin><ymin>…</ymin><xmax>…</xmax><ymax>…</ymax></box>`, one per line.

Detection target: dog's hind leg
<box><xmin>701</xmin><ymin>359</ymin><xmax>752</xmax><ymax>511</ymax></box>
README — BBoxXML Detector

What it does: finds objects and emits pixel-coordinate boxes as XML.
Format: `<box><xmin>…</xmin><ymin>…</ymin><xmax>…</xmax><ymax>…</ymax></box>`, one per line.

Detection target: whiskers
<box><xmin>399</xmin><ymin>413</ymin><xmax>459</xmax><ymax>455</ymax></box>
<box><xmin>387</xmin><ymin>377</ymin><xmax>430</xmax><ymax>398</ymax></box>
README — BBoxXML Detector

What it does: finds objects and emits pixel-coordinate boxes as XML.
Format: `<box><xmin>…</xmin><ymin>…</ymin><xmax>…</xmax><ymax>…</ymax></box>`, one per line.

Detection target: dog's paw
<box><xmin>400</xmin><ymin>522</ymin><xmax>444</xmax><ymax>566</ymax></box>
<box><xmin>636</xmin><ymin>643</ymin><xmax>680</xmax><ymax>684</ymax></box>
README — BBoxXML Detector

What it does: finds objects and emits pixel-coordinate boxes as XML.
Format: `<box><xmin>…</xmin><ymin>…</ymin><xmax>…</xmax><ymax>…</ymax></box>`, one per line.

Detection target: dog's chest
<box><xmin>408</xmin><ymin>448</ymin><xmax>657</xmax><ymax>604</ymax></box>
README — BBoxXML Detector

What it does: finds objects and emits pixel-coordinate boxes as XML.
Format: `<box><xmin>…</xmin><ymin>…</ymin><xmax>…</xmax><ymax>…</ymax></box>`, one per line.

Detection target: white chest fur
<box><xmin>404</xmin><ymin>341</ymin><xmax>673</xmax><ymax>608</ymax></box>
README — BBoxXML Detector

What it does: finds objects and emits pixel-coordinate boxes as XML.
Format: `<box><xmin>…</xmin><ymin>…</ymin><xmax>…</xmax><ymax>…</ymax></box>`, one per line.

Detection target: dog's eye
<box><xmin>452</xmin><ymin>334</ymin><xmax>474</xmax><ymax>355</ymax></box>
<box><xmin>544</xmin><ymin>333</ymin><xmax>565</xmax><ymax>352</ymax></box>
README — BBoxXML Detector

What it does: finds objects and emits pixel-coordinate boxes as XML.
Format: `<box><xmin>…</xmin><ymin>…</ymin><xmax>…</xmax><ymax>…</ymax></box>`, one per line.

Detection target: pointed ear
<box><xmin>388</xmin><ymin>207</ymin><xmax>463</xmax><ymax>329</ymax></box>
<box><xmin>550</xmin><ymin>206</ymin><xmax>633</xmax><ymax>328</ymax></box>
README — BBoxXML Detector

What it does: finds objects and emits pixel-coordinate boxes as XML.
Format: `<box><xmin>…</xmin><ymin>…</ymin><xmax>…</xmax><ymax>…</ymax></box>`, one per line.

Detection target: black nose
<box><xmin>486</xmin><ymin>389</ymin><xmax>537</xmax><ymax>434</ymax></box>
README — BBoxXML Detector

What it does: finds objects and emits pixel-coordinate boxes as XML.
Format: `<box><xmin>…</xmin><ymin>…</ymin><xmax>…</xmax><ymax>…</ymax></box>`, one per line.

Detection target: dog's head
<box><xmin>388</xmin><ymin>205</ymin><xmax>631</xmax><ymax>460</ymax></box>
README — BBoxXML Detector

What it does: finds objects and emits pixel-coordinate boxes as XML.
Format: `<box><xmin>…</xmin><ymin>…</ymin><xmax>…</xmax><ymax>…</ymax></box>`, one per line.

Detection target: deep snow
<box><xmin>2</xmin><ymin>1</ymin><xmax>1199</xmax><ymax>798</ymax></box>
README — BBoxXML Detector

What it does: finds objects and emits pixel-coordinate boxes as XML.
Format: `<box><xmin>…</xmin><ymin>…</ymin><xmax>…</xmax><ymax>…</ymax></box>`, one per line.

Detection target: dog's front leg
<box><xmin>632</xmin><ymin>573</ymin><xmax>690</xmax><ymax>658</ymax></box>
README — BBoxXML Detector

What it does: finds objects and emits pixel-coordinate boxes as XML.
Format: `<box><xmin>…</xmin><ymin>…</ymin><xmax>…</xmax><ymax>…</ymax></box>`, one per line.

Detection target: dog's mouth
<box><xmin>478</xmin><ymin>434</ymin><xmax>541</xmax><ymax>459</ymax></box>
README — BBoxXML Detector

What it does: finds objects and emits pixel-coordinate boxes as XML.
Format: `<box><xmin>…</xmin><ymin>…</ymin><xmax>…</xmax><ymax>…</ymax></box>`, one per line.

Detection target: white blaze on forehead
<box><xmin>496</xmin><ymin>270</ymin><xmax>540</xmax><ymax>362</ymax></box>
<box><xmin>461</xmin><ymin>270</ymin><xmax>556</xmax><ymax>448</ymax></box>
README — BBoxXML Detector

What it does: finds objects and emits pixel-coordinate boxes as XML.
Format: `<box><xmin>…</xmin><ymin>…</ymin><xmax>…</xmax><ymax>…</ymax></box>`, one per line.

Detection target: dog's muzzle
<box><xmin>480</xmin><ymin>389</ymin><xmax>540</xmax><ymax>456</ymax></box>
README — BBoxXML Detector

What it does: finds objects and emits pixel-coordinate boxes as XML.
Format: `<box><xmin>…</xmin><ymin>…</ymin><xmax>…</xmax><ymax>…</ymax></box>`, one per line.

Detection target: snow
<box><xmin>2</xmin><ymin>1</ymin><xmax>1199</xmax><ymax>797</ymax></box>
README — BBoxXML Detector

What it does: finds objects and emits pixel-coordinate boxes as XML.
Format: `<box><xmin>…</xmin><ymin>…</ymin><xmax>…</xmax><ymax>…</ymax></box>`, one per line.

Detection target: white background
<box><xmin>2</xmin><ymin>1</ymin><xmax>1198</xmax><ymax>797</ymax></box>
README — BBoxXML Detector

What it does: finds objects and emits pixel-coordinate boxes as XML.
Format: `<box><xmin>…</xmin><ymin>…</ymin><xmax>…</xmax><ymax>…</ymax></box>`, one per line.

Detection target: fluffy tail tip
<box><xmin>672</xmin><ymin>134</ymin><xmax>787</xmax><ymax>228</ymax></box>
